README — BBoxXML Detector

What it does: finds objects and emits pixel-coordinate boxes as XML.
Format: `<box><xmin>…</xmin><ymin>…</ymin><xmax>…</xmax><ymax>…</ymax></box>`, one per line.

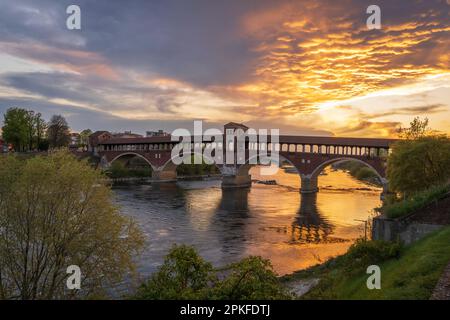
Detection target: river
<box><xmin>113</xmin><ymin>165</ymin><xmax>381</xmax><ymax>279</ymax></box>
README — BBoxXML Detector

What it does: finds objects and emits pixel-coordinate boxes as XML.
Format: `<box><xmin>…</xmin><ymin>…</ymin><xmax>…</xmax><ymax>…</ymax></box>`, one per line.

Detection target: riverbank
<box><xmin>331</xmin><ymin>161</ymin><xmax>382</xmax><ymax>186</ymax></box>
<box><xmin>107</xmin><ymin>174</ymin><xmax>222</xmax><ymax>183</ymax></box>
<box><xmin>282</xmin><ymin>226</ymin><xmax>450</xmax><ymax>299</ymax></box>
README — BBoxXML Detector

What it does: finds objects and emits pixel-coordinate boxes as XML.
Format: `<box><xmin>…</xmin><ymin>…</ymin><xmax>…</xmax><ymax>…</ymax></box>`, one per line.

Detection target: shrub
<box><xmin>135</xmin><ymin>246</ymin><xmax>290</xmax><ymax>300</ymax></box>
<box><xmin>381</xmin><ymin>184</ymin><xmax>450</xmax><ymax>219</ymax></box>
<box><xmin>341</xmin><ymin>239</ymin><xmax>402</xmax><ymax>274</ymax></box>
<box><xmin>107</xmin><ymin>161</ymin><xmax>152</xmax><ymax>178</ymax></box>
<box><xmin>355</xmin><ymin>167</ymin><xmax>378</xmax><ymax>181</ymax></box>
<box><xmin>0</xmin><ymin>151</ymin><xmax>144</xmax><ymax>299</ymax></box>
<box><xmin>387</xmin><ymin>136</ymin><xmax>450</xmax><ymax>195</ymax></box>
<box><xmin>213</xmin><ymin>256</ymin><xmax>290</xmax><ymax>300</ymax></box>
<box><xmin>135</xmin><ymin>245</ymin><xmax>215</xmax><ymax>300</ymax></box>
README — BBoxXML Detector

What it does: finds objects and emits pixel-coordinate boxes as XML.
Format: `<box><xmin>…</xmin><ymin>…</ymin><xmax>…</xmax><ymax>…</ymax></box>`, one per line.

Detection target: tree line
<box><xmin>1</xmin><ymin>107</ymin><xmax>92</xmax><ymax>152</ymax></box>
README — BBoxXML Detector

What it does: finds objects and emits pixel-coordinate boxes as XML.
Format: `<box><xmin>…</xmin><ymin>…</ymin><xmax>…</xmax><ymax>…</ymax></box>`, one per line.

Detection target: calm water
<box><xmin>113</xmin><ymin>166</ymin><xmax>381</xmax><ymax>278</ymax></box>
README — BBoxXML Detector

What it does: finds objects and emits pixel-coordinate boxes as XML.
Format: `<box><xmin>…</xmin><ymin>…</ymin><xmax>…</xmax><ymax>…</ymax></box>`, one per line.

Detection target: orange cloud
<box><xmin>209</xmin><ymin>1</ymin><xmax>450</xmax><ymax>137</ymax></box>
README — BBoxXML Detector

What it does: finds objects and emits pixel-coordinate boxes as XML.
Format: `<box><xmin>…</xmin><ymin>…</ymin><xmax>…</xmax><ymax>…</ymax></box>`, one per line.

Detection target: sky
<box><xmin>0</xmin><ymin>0</ymin><xmax>449</xmax><ymax>137</ymax></box>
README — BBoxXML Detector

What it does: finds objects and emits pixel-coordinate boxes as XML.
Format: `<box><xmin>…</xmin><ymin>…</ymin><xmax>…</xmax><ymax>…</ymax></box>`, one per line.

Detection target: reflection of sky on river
<box><xmin>113</xmin><ymin>166</ymin><xmax>381</xmax><ymax>277</ymax></box>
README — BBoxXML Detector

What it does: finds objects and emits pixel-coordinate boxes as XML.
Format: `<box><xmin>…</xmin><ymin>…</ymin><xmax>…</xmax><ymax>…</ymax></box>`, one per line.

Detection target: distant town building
<box><xmin>112</xmin><ymin>131</ymin><xmax>143</xmax><ymax>139</ymax></box>
<box><xmin>0</xmin><ymin>138</ymin><xmax>12</xmax><ymax>153</ymax></box>
<box><xmin>69</xmin><ymin>132</ymin><xmax>81</xmax><ymax>149</ymax></box>
<box><xmin>146</xmin><ymin>130</ymin><xmax>169</xmax><ymax>137</ymax></box>
<box><xmin>88</xmin><ymin>131</ymin><xmax>112</xmax><ymax>155</ymax></box>
<box><xmin>224</xmin><ymin>122</ymin><xmax>249</xmax><ymax>135</ymax></box>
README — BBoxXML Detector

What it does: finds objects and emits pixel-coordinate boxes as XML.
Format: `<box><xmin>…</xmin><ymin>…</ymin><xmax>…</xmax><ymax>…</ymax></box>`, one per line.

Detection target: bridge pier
<box><xmin>152</xmin><ymin>169</ymin><xmax>177</xmax><ymax>181</ymax></box>
<box><xmin>221</xmin><ymin>174</ymin><xmax>252</xmax><ymax>189</ymax></box>
<box><xmin>300</xmin><ymin>175</ymin><xmax>318</xmax><ymax>194</ymax></box>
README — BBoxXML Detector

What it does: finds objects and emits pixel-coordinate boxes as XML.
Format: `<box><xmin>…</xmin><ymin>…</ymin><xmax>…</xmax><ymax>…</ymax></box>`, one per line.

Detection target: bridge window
<box><xmin>289</xmin><ymin>144</ymin><xmax>295</xmax><ymax>152</ymax></box>
<box><xmin>304</xmin><ymin>145</ymin><xmax>311</xmax><ymax>153</ymax></box>
<box><xmin>274</xmin><ymin>143</ymin><xmax>280</xmax><ymax>152</ymax></box>
<box><xmin>312</xmin><ymin>145</ymin><xmax>319</xmax><ymax>153</ymax></box>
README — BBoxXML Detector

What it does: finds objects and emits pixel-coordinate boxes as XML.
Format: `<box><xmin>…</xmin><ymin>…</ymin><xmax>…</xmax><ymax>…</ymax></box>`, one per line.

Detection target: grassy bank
<box><xmin>106</xmin><ymin>161</ymin><xmax>152</xmax><ymax>179</ymax></box>
<box><xmin>379</xmin><ymin>184</ymin><xmax>450</xmax><ymax>219</ymax></box>
<box><xmin>283</xmin><ymin>226</ymin><xmax>450</xmax><ymax>299</ymax></box>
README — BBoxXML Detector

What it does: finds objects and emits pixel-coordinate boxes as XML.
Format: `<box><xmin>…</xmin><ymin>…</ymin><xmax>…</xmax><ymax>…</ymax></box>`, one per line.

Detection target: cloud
<box><xmin>368</xmin><ymin>104</ymin><xmax>448</xmax><ymax>119</ymax></box>
<box><xmin>0</xmin><ymin>0</ymin><xmax>449</xmax><ymax>137</ymax></box>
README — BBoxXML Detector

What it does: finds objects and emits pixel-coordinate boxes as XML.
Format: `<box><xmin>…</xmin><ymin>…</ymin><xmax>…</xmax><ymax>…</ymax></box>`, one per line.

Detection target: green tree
<box><xmin>135</xmin><ymin>245</ymin><xmax>290</xmax><ymax>300</ymax></box>
<box><xmin>213</xmin><ymin>256</ymin><xmax>289</xmax><ymax>300</ymax></box>
<box><xmin>387</xmin><ymin>135</ymin><xmax>450</xmax><ymax>195</ymax></box>
<box><xmin>397</xmin><ymin>116</ymin><xmax>430</xmax><ymax>140</ymax></box>
<box><xmin>34</xmin><ymin>112</ymin><xmax>47</xmax><ymax>150</ymax></box>
<box><xmin>0</xmin><ymin>151</ymin><xmax>144</xmax><ymax>299</ymax></box>
<box><xmin>79</xmin><ymin>129</ymin><xmax>93</xmax><ymax>150</ymax></box>
<box><xmin>136</xmin><ymin>244</ymin><xmax>215</xmax><ymax>300</ymax></box>
<box><xmin>25</xmin><ymin>110</ymin><xmax>47</xmax><ymax>151</ymax></box>
<box><xmin>47</xmin><ymin>115</ymin><xmax>70</xmax><ymax>148</ymax></box>
<box><xmin>2</xmin><ymin>108</ymin><xmax>48</xmax><ymax>151</ymax></box>
<box><xmin>2</xmin><ymin>107</ymin><xmax>29</xmax><ymax>151</ymax></box>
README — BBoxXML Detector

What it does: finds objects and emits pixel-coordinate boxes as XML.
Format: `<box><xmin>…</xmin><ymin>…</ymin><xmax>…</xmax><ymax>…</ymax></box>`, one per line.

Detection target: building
<box><xmin>224</xmin><ymin>122</ymin><xmax>249</xmax><ymax>135</ymax></box>
<box><xmin>69</xmin><ymin>132</ymin><xmax>81</xmax><ymax>149</ymax></box>
<box><xmin>112</xmin><ymin>131</ymin><xmax>143</xmax><ymax>139</ymax></box>
<box><xmin>146</xmin><ymin>129</ymin><xmax>169</xmax><ymax>137</ymax></box>
<box><xmin>0</xmin><ymin>138</ymin><xmax>11</xmax><ymax>153</ymax></box>
<box><xmin>88</xmin><ymin>131</ymin><xmax>112</xmax><ymax>154</ymax></box>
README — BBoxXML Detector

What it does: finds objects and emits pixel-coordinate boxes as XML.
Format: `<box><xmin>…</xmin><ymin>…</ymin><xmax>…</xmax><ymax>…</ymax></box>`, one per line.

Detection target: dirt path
<box><xmin>430</xmin><ymin>262</ymin><xmax>450</xmax><ymax>300</ymax></box>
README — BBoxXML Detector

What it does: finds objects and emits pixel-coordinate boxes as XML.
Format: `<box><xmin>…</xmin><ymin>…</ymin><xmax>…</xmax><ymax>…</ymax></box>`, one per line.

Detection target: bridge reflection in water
<box><xmin>113</xmin><ymin>165</ymin><xmax>381</xmax><ymax>276</ymax></box>
<box><xmin>290</xmin><ymin>193</ymin><xmax>337</xmax><ymax>245</ymax></box>
<box><xmin>218</xmin><ymin>188</ymin><xmax>339</xmax><ymax>246</ymax></box>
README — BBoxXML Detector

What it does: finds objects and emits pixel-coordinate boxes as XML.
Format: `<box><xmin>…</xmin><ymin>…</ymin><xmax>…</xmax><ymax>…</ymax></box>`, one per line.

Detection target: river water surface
<box><xmin>113</xmin><ymin>166</ymin><xmax>381</xmax><ymax>278</ymax></box>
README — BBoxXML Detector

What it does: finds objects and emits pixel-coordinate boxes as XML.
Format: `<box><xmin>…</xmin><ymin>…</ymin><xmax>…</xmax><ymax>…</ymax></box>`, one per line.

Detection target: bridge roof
<box><xmin>99</xmin><ymin>134</ymin><xmax>397</xmax><ymax>148</ymax></box>
<box><xmin>278</xmin><ymin>135</ymin><xmax>396</xmax><ymax>148</ymax></box>
<box><xmin>100</xmin><ymin>136</ymin><xmax>173</xmax><ymax>145</ymax></box>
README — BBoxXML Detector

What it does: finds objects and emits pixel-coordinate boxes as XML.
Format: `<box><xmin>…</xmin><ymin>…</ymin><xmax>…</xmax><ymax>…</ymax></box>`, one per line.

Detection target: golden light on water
<box><xmin>179</xmin><ymin>166</ymin><xmax>381</xmax><ymax>275</ymax></box>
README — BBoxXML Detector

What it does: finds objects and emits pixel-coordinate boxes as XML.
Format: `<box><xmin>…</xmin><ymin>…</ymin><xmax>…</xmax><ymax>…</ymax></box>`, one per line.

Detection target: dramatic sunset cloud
<box><xmin>0</xmin><ymin>0</ymin><xmax>449</xmax><ymax>136</ymax></box>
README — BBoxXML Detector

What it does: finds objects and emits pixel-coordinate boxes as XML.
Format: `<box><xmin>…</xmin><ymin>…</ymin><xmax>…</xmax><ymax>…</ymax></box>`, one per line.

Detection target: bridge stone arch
<box><xmin>236</xmin><ymin>153</ymin><xmax>301</xmax><ymax>176</ymax></box>
<box><xmin>304</xmin><ymin>157</ymin><xmax>388</xmax><ymax>195</ymax></box>
<box><xmin>235</xmin><ymin>152</ymin><xmax>388</xmax><ymax>195</ymax></box>
<box><xmin>231</xmin><ymin>153</ymin><xmax>303</xmax><ymax>189</ymax></box>
<box><xmin>95</xmin><ymin>126</ymin><xmax>394</xmax><ymax>194</ymax></box>
<box><xmin>311</xmin><ymin>157</ymin><xmax>385</xmax><ymax>181</ymax></box>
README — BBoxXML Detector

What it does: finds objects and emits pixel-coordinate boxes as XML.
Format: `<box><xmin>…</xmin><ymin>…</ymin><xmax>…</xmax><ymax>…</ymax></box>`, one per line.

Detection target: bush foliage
<box><xmin>135</xmin><ymin>245</ymin><xmax>290</xmax><ymax>300</ymax></box>
<box><xmin>379</xmin><ymin>184</ymin><xmax>450</xmax><ymax>219</ymax></box>
<box><xmin>387</xmin><ymin>136</ymin><xmax>450</xmax><ymax>195</ymax></box>
<box><xmin>0</xmin><ymin>151</ymin><xmax>144</xmax><ymax>299</ymax></box>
